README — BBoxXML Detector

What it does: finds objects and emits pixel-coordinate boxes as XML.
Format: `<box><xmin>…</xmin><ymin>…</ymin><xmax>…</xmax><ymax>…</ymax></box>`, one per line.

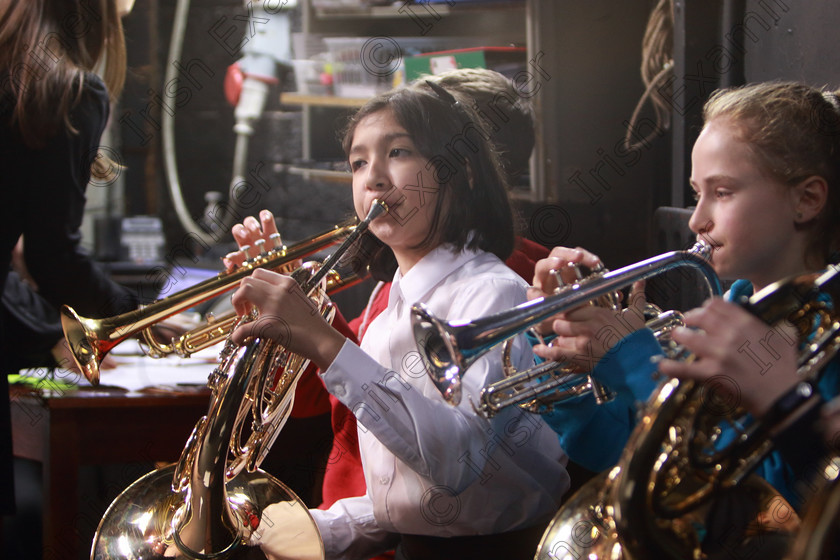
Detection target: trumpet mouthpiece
<box><xmin>366</xmin><ymin>199</ymin><xmax>389</xmax><ymax>222</ymax></box>
<box><xmin>690</xmin><ymin>239</ymin><xmax>714</xmax><ymax>261</ymax></box>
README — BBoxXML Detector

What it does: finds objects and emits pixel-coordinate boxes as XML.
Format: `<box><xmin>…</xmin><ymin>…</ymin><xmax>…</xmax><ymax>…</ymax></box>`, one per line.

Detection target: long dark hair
<box><xmin>341</xmin><ymin>81</ymin><xmax>517</xmax><ymax>281</ymax></box>
<box><xmin>0</xmin><ymin>0</ymin><xmax>126</xmax><ymax>148</ymax></box>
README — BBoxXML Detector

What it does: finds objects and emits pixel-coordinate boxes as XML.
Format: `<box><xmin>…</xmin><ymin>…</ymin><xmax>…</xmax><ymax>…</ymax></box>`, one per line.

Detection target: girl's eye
<box><xmin>350</xmin><ymin>159</ymin><xmax>366</xmax><ymax>172</ymax></box>
<box><xmin>714</xmin><ymin>189</ymin><xmax>732</xmax><ymax>199</ymax></box>
<box><xmin>389</xmin><ymin>148</ymin><xmax>410</xmax><ymax>157</ymax></box>
<box><xmin>690</xmin><ymin>190</ymin><xmax>701</xmax><ymax>202</ymax></box>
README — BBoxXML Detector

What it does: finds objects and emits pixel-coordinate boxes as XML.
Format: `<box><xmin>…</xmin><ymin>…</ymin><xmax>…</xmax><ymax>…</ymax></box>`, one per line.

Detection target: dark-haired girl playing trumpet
<box><xmin>230</xmin><ymin>80</ymin><xmax>569</xmax><ymax>560</ymax></box>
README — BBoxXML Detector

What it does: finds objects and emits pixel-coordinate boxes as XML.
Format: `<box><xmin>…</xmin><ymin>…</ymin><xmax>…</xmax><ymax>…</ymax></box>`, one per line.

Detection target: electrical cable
<box><xmin>624</xmin><ymin>0</ymin><xmax>675</xmax><ymax>152</ymax></box>
<box><xmin>161</xmin><ymin>0</ymin><xmax>218</xmax><ymax>246</ymax></box>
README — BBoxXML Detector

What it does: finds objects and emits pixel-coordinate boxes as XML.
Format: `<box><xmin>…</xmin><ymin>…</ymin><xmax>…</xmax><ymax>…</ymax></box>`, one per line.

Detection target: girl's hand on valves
<box><xmin>531</xmin><ymin>281</ymin><xmax>647</xmax><ymax>371</ymax></box>
<box><xmin>527</xmin><ymin>246</ymin><xmax>604</xmax><ymax>336</ymax></box>
<box><xmin>657</xmin><ymin>298</ymin><xmax>799</xmax><ymax>418</ymax></box>
<box><xmin>231</xmin><ymin>268</ymin><xmax>346</xmax><ymax>371</ymax></box>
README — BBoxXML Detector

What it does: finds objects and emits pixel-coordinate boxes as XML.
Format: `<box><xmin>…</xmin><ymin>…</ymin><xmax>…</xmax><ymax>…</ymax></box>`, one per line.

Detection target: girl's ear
<box><xmin>793</xmin><ymin>175</ymin><xmax>828</xmax><ymax>223</ymax></box>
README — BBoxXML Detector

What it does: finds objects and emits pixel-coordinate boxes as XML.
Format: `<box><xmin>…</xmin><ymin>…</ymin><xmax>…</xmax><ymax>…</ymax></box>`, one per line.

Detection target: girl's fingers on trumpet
<box><xmin>222</xmin><ymin>251</ymin><xmax>243</xmax><ymax>271</ymax></box>
<box><xmin>627</xmin><ymin>280</ymin><xmax>647</xmax><ymax>309</ymax></box>
<box><xmin>533</xmin><ymin>246</ymin><xmax>603</xmax><ymax>293</ymax></box>
<box><xmin>240</xmin><ymin>210</ymin><xmax>280</xmax><ymax>245</ymax></box>
<box><xmin>222</xmin><ymin>210</ymin><xmax>283</xmax><ymax>270</ymax></box>
<box><xmin>532</xmin><ymin>334</ymin><xmax>591</xmax><ymax>372</ymax></box>
<box><xmin>535</xmin><ymin>304</ymin><xmax>644</xmax><ymax>370</ymax></box>
<box><xmin>528</xmin><ymin>246</ymin><xmax>604</xmax><ymax>335</ymax></box>
<box><xmin>258</xmin><ymin>209</ymin><xmax>279</xmax><ymax>238</ymax></box>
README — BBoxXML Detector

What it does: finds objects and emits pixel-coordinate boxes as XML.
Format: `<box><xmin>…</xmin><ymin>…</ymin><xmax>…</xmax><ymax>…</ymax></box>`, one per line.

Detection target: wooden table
<box><xmin>9</xmin><ymin>383</ymin><xmax>212</xmax><ymax>560</ymax></box>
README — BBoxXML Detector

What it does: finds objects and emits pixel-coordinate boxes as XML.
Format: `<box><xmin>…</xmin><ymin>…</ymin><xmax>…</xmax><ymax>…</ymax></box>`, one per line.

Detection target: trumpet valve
<box><xmin>269</xmin><ymin>232</ymin><xmax>283</xmax><ymax>250</ymax></box>
<box><xmin>240</xmin><ymin>244</ymin><xmax>253</xmax><ymax>260</ymax></box>
<box><xmin>254</xmin><ymin>238</ymin><xmax>266</xmax><ymax>255</ymax></box>
<box><xmin>590</xmin><ymin>377</ymin><xmax>615</xmax><ymax>404</ymax></box>
<box><xmin>549</xmin><ymin>268</ymin><xmax>566</xmax><ymax>292</ymax></box>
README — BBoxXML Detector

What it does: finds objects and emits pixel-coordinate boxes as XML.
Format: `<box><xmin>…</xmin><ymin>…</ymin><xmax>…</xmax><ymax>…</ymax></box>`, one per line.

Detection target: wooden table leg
<box><xmin>41</xmin><ymin>410</ymin><xmax>82</xmax><ymax>560</ymax></box>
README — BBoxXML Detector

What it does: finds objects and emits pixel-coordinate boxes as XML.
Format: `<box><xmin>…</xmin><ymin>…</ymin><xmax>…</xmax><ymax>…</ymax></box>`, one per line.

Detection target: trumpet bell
<box><xmin>60</xmin><ymin>305</ymin><xmax>108</xmax><ymax>386</ymax></box>
<box><xmin>411</xmin><ymin>302</ymin><xmax>471</xmax><ymax>404</ymax></box>
<box><xmin>92</xmin><ymin>464</ymin><xmax>324</xmax><ymax>559</ymax></box>
<box><xmin>62</xmin><ymin>218</ymin><xmax>363</xmax><ymax>386</ymax></box>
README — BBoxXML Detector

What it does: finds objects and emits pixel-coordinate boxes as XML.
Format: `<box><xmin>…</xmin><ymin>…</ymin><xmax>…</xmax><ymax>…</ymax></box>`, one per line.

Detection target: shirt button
<box><xmin>333</xmin><ymin>384</ymin><xmax>346</xmax><ymax>398</ymax></box>
<box><xmin>379</xmin><ymin>475</ymin><xmax>390</xmax><ymax>485</ymax></box>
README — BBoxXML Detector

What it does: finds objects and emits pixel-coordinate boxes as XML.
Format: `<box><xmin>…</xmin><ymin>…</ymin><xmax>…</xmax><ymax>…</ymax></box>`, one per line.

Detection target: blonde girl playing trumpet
<box><xmin>530</xmin><ymin>81</ymin><xmax>840</xmax><ymax>510</ymax></box>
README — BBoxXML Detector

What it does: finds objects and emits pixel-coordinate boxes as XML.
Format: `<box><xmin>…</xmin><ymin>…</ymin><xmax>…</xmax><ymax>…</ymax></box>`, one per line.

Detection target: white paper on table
<box><xmin>84</xmin><ymin>339</ymin><xmax>225</xmax><ymax>392</ymax></box>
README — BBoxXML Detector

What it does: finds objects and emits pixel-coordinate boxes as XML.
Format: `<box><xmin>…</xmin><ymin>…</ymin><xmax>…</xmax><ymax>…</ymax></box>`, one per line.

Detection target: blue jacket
<box><xmin>539</xmin><ymin>278</ymin><xmax>839</xmax><ymax>510</ymax></box>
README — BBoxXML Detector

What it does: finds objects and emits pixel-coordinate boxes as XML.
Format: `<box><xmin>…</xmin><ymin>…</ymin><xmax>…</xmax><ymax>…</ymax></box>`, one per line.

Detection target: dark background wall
<box><xmin>743</xmin><ymin>1</ymin><xmax>840</xmax><ymax>86</ymax></box>
<box><xmin>521</xmin><ymin>0</ymin><xmax>670</xmax><ymax>270</ymax></box>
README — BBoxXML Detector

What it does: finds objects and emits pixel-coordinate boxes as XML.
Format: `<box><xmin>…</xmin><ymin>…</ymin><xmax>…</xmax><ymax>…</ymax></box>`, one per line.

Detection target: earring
<box><xmin>796</xmin><ymin>211</ymin><xmax>803</xmax><ymax>220</ymax></box>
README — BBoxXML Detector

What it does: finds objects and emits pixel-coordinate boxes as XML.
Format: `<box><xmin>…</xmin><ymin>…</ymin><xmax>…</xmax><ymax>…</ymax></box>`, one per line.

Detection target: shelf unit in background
<box><xmin>287</xmin><ymin>0</ymin><xmax>538</xmax><ymax>200</ymax></box>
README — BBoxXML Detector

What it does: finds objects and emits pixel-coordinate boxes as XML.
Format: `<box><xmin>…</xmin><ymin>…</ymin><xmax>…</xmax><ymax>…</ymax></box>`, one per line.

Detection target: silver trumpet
<box><xmin>410</xmin><ymin>241</ymin><xmax>721</xmax><ymax>409</ymax></box>
<box><xmin>475</xmin><ymin>308</ymin><xmax>687</xmax><ymax>418</ymax></box>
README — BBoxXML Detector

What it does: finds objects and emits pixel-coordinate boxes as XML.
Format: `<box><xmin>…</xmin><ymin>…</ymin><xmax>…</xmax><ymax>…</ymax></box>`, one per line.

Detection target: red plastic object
<box><xmin>224</xmin><ymin>62</ymin><xmax>244</xmax><ymax>107</ymax></box>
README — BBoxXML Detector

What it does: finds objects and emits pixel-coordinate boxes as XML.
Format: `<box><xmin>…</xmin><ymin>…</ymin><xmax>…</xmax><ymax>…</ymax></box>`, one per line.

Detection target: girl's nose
<box><xmin>364</xmin><ymin>158</ymin><xmax>389</xmax><ymax>191</ymax></box>
<box><xmin>688</xmin><ymin>200</ymin><xmax>712</xmax><ymax>236</ymax></box>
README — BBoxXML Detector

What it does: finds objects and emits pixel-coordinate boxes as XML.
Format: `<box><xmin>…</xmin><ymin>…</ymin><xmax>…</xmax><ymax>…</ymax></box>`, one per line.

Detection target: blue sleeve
<box><xmin>741</xmin><ymin>283</ymin><xmax>840</xmax><ymax>512</ymax></box>
<box><xmin>538</xmin><ymin>329</ymin><xmax>663</xmax><ymax>472</ymax></box>
<box><xmin>751</xmin><ymin>450</ymin><xmax>801</xmax><ymax>511</ymax></box>
<box><xmin>590</xmin><ymin>328</ymin><xmax>663</xmax><ymax>402</ymax></box>
<box><xmin>719</xmin><ymin>280</ymin><xmax>840</xmax><ymax>512</ymax></box>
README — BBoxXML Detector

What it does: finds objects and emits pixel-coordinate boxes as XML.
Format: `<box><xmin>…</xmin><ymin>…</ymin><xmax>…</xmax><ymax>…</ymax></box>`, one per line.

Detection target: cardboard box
<box><xmin>404</xmin><ymin>46</ymin><xmax>526</xmax><ymax>81</ymax></box>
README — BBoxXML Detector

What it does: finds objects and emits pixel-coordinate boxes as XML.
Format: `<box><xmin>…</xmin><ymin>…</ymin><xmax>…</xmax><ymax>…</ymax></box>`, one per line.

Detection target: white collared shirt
<box><xmin>311</xmin><ymin>245</ymin><xmax>569</xmax><ymax>560</ymax></box>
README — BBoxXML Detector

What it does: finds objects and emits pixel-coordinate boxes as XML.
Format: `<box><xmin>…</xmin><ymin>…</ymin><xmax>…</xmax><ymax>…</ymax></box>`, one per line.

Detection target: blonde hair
<box><xmin>703</xmin><ymin>81</ymin><xmax>840</xmax><ymax>265</ymax></box>
<box><xmin>0</xmin><ymin>0</ymin><xmax>126</xmax><ymax>148</ymax></box>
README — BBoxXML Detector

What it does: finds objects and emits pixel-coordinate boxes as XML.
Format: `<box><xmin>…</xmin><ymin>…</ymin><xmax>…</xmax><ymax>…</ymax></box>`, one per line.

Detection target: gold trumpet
<box><xmin>411</xmin><ymin>240</ymin><xmax>720</xmax><ymax>407</ymax></box>
<box><xmin>91</xmin><ymin>199</ymin><xmax>388</xmax><ymax>560</ymax></box>
<box><xmin>62</xmin><ymin>219</ymin><xmax>359</xmax><ymax>385</ymax></box>
<box><xmin>155</xmin><ymin>265</ymin><xmax>362</xmax><ymax>359</ymax></box>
